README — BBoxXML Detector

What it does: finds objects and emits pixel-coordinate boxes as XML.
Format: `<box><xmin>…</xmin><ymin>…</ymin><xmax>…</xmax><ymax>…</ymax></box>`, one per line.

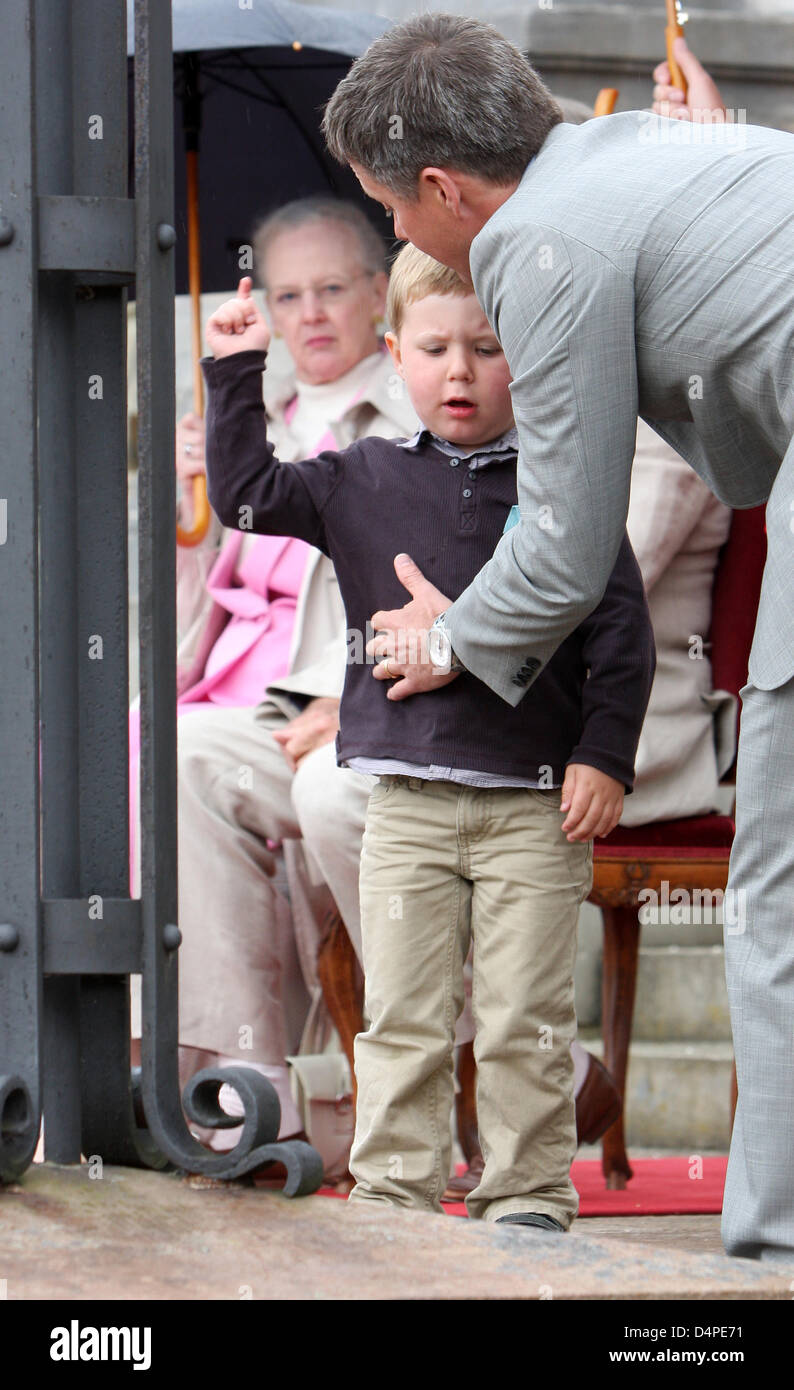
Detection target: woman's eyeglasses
<box><xmin>266</xmin><ymin>270</ymin><xmax>374</xmax><ymax>310</ymax></box>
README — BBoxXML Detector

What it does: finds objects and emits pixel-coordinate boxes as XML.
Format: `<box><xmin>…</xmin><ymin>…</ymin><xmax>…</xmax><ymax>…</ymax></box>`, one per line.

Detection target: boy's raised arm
<box><xmin>200</xmin><ymin>277</ymin><xmax>343</xmax><ymax>551</ymax></box>
<box><xmin>200</xmin><ymin>348</ymin><xmax>341</xmax><ymax>555</ymax></box>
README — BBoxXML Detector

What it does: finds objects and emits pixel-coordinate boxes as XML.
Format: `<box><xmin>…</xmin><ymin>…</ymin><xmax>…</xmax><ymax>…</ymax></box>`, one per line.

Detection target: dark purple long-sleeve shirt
<box><xmin>202</xmin><ymin>350</ymin><xmax>655</xmax><ymax>789</ymax></box>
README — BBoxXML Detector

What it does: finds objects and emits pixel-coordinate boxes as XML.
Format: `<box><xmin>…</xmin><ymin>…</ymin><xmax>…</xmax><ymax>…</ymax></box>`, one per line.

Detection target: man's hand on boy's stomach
<box><xmin>272</xmin><ymin>697</ymin><xmax>340</xmax><ymax>772</ymax></box>
<box><xmin>560</xmin><ymin>764</ymin><xmax>624</xmax><ymax>842</ymax></box>
<box><xmin>205</xmin><ymin>276</ymin><xmax>271</xmax><ymax>359</ymax></box>
<box><xmin>367</xmin><ymin>553</ymin><xmax>457</xmax><ymax>701</ymax></box>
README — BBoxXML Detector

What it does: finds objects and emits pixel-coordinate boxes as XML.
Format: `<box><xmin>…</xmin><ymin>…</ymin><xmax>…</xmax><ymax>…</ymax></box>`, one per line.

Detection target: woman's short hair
<box><xmin>322</xmin><ymin>13</ymin><xmax>562</xmax><ymax>200</ymax></box>
<box><xmin>252</xmin><ymin>196</ymin><xmax>387</xmax><ymax>285</ymax></box>
<box><xmin>385</xmin><ymin>243</ymin><xmax>469</xmax><ymax>336</ymax></box>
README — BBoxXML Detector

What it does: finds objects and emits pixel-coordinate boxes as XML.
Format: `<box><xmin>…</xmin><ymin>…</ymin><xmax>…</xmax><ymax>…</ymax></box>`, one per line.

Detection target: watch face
<box><xmin>429</xmin><ymin>624</ymin><xmax>452</xmax><ymax>671</ymax></box>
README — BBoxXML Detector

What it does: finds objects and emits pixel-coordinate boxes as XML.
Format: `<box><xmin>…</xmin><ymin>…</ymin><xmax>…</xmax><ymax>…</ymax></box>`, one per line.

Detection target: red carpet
<box><xmin>320</xmin><ymin>1156</ymin><xmax>728</xmax><ymax>1217</ymax></box>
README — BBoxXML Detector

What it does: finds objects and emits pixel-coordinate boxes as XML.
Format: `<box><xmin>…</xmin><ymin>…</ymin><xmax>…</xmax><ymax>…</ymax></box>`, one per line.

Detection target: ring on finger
<box><xmin>382</xmin><ymin>658</ymin><xmax>395</xmax><ymax>679</ymax></box>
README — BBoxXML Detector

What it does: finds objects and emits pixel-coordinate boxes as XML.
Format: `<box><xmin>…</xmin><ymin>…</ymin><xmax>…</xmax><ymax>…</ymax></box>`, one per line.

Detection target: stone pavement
<box><xmin>1</xmin><ymin>1164</ymin><xmax>793</xmax><ymax>1300</ymax></box>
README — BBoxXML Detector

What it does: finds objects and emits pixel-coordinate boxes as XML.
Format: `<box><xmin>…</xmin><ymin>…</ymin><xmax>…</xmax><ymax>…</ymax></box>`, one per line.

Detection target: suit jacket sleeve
<box><xmin>201</xmin><ymin>350</ymin><xmax>343</xmax><ymax>553</ymax></box>
<box><xmin>566</xmin><ymin>533</ymin><xmax>656</xmax><ymax>792</ymax></box>
<box><xmin>446</xmin><ymin>219</ymin><xmax>639</xmax><ymax>706</ymax></box>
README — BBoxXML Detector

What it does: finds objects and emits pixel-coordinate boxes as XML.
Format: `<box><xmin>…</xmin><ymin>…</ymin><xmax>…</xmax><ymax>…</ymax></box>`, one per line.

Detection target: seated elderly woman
<box><xmin>128</xmin><ymin>196</ymin><xmax>419</xmax><ymax>1141</ymax></box>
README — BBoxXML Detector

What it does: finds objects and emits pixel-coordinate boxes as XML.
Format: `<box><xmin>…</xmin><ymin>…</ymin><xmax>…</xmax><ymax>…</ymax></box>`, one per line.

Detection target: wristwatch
<box><xmin>428</xmin><ymin>612</ymin><xmax>466</xmax><ymax>674</ymax></box>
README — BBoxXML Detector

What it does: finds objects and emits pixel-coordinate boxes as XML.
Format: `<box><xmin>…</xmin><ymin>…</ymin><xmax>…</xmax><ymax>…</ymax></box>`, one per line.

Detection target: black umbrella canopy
<box><xmin>127</xmin><ymin>0</ymin><xmax>397</xmax><ymax>293</ymax></box>
<box><xmin>126</xmin><ymin>0</ymin><xmax>391</xmax><ymax>56</ymax></box>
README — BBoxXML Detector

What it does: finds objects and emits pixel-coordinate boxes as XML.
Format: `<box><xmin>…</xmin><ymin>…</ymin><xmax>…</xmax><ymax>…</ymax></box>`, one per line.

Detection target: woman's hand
<box><xmin>176</xmin><ymin>412</ymin><xmax>206</xmax><ymax>483</ymax></box>
<box><xmin>205</xmin><ymin>277</ymin><xmax>271</xmax><ymax>358</ymax></box>
<box><xmin>272</xmin><ymin>697</ymin><xmax>341</xmax><ymax>772</ymax></box>
<box><xmin>559</xmin><ymin>764</ymin><xmax>624</xmax><ymax>842</ymax></box>
<box><xmin>652</xmin><ymin>38</ymin><xmax>726</xmax><ymax>122</ymax></box>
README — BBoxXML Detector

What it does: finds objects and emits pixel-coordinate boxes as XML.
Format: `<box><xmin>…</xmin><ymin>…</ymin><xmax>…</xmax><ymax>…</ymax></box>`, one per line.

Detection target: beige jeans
<box><xmin>349</xmin><ymin>776</ymin><xmax>593</xmax><ymax>1227</ymax></box>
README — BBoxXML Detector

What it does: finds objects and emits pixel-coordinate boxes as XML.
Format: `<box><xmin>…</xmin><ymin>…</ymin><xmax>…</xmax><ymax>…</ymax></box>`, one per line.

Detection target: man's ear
<box><xmin>384</xmin><ymin>330</ymin><xmax>403</xmax><ymax>372</ymax></box>
<box><xmin>420</xmin><ymin>167</ymin><xmax>463</xmax><ymax>215</ymax></box>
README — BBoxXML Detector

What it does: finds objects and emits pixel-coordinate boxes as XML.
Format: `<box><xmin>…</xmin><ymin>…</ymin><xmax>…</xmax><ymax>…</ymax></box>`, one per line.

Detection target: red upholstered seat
<box><xmin>596</xmin><ymin>814</ymin><xmax>735</xmax><ymax>855</ymax></box>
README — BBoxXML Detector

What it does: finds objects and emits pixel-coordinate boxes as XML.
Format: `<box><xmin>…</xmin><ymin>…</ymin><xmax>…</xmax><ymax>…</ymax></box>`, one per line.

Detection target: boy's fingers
<box><xmin>561</xmin><ymin>784</ymin><xmax>590</xmax><ymax>834</ymax></box>
<box><xmin>652</xmin><ymin>59</ymin><xmax>671</xmax><ymax>85</ymax></box>
<box><xmin>559</xmin><ymin>767</ymin><xmax>576</xmax><ymax>813</ymax></box>
<box><xmin>593</xmin><ymin>807</ymin><xmax>617</xmax><ymax>840</ymax></box>
<box><xmin>564</xmin><ymin>792</ymin><xmax>602</xmax><ymax>841</ymax></box>
<box><xmin>237</xmin><ymin>276</ymin><xmax>253</xmax><ymax>298</ymax></box>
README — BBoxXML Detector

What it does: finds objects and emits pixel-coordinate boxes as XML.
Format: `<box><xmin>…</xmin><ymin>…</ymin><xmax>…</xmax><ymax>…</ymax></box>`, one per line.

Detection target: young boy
<box><xmin>202</xmin><ymin>246</ymin><xmax>654</xmax><ymax>1231</ymax></box>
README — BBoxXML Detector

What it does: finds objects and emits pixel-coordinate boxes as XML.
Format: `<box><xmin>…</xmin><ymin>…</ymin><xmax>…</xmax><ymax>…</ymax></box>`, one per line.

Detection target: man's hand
<box><xmin>205</xmin><ymin>277</ymin><xmax>271</xmax><ymax>359</ymax></box>
<box><xmin>652</xmin><ymin>37</ymin><xmax>726</xmax><ymax>122</ymax></box>
<box><xmin>366</xmin><ymin>553</ymin><xmax>457</xmax><ymax>702</ymax></box>
<box><xmin>559</xmin><ymin>764</ymin><xmax>624</xmax><ymax>842</ymax></box>
<box><xmin>272</xmin><ymin>697</ymin><xmax>340</xmax><ymax>772</ymax></box>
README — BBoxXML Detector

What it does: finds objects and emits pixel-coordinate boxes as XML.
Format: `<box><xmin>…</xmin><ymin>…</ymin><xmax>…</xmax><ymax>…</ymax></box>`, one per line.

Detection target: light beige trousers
<box><xmin>348</xmin><ymin>776</ymin><xmax>593</xmax><ymax>1227</ymax></box>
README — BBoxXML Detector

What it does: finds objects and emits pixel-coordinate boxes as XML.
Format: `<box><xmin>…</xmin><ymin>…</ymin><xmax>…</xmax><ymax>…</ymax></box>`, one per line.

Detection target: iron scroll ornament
<box><xmin>0</xmin><ymin>1076</ymin><xmax>36</xmax><ymax>1182</ymax></box>
<box><xmin>179</xmin><ymin>1065</ymin><xmax>324</xmax><ymax>1195</ymax></box>
<box><xmin>127</xmin><ymin>1062</ymin><xmax>323</xmax><ymax>1194</ymax></box>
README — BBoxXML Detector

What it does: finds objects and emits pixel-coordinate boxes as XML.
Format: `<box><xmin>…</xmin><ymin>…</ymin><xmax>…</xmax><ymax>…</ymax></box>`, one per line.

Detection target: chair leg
<box><xmin>455</xmin><ymin>1039</ymin><xmax>480</xmax><ymax>1165</ymax></box>
<box><xmin>315</xmin><ymin>909</ymin><xmax>364</xmax><ymax>1106</ymax></box>
<box><xmin>600</xmin><ymin>903</ymin><xmax>641</xmax><ymax>1189</ymax></box>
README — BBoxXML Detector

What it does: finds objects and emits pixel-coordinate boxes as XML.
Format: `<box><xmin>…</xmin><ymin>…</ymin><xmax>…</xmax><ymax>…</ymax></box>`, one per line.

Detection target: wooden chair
<box><xmin>591</xmin><ymin>505</ymin><xmax>766</xmax><ymax>1186</ymax></box>
<box><xmin>317</xmin><ymin>506</ymin><xmax>767</xmax><ymax>1189</ymax></box>
<box><xmin>316</xmin><ymin>909</ymin><xmax>363</xmax><ymax>1106</ymax></box>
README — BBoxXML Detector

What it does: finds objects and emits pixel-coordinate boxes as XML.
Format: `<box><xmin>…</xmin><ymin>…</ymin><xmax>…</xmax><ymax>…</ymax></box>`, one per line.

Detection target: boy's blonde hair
<box><xmin>386</xmin><ymin>242</ymin><xmax>470</xmax><ymax>336</ymax></box>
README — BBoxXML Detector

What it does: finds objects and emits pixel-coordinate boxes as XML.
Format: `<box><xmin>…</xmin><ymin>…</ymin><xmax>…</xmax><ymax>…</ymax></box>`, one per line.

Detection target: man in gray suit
<box><xmin>323</xmin><ymin>13</ymin><xmax>794</xmax><ymax>1262</ymax></box>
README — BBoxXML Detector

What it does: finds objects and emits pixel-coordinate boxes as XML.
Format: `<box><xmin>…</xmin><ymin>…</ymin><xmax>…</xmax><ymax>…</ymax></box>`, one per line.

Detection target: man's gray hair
<box><xmin>252</xmin><ymin>196</ymin><xmax>387</xmax><ymax>285</ymax></box>
<box><xmin>322</xmin><ymin>13</ymin><xmax>562</xmax><ymax>199</ymax></box>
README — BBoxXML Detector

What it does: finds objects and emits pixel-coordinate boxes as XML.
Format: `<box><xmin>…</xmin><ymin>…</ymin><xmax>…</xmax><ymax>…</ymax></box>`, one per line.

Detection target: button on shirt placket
<box><xmin>457</xmin><ymin>458</ymin><xmax>478</xmax><ymax>531</ymax></box>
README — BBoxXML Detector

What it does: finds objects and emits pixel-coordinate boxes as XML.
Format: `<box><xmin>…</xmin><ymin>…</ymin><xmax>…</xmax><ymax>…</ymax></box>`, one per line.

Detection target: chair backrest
<box><xmin>709</xmin><ymin>504</ymin><xmax>767</xmax><ymax>757</ymax></box>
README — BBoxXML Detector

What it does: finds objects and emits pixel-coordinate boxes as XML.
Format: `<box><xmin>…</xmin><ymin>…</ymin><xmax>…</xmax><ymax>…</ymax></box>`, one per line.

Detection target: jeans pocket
<box><xmin>525</xmin><ymin>786</ymin><xmax>563</xmax><ymax>810</ymax></box>
<box><xmin>367</xmin><ymin>775</ymin><xmax>398</xmax><ymax>807</ymax></box>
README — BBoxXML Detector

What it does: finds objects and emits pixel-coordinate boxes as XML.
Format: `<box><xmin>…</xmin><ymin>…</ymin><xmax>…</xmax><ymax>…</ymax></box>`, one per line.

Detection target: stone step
<box><xmin>632</xmin><ymin>944</ymin><xmax>731</xmax><ymax>1042</ymax></box>
<box><xmin>583</xmin><ymin>1036</ymin><xmax>734</xmax><ymax>1150</ymax></box>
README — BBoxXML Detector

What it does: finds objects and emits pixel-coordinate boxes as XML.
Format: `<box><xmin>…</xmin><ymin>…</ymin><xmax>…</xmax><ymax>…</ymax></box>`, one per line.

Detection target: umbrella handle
<box><xmin>176</xmin><ymin>476</ymin><xmax>211</xmax><ymax>548</ymax></box>
<box><xmin>177</xmin><ymin>148</ymin><xmax>211</xmax><ymax>548</ymax></box>
<box><xmin>665</xmin><ymin>0</ymin><xmax>689</xmax><ymax>97</ymax></box>
<box><xmin>593</xmin><ymin>88</ymin><xmax>619</xmax><ymax>117</ymax></box>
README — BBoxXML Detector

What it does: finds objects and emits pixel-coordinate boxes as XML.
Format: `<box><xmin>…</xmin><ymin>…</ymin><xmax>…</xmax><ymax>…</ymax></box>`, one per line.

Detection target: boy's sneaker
<box><xmin>495</xmin><ymin>1212</ymin><xmax>566</xmax><ymax>1232</ymax></box>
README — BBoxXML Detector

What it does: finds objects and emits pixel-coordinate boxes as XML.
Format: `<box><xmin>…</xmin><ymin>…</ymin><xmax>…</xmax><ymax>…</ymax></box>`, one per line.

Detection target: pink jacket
<box><xmin>177</xmin><ymin>529</ymin><xmax>310</xmax><ymax>707</ymax></box>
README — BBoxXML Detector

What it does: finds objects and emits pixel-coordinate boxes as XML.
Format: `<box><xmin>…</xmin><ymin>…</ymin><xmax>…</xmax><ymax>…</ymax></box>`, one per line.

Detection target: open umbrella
<box><xmin>127</xmin><ymin>0</ymin><xmax>394</xmax><ymax>543</ymax></box>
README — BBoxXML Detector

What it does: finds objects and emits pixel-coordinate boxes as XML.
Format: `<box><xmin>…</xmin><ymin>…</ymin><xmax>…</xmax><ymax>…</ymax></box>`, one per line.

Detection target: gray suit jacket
<box><xmin>445</xmin><ymin>112</ymin><xmax>794</xmax><ymax>704</ymax></box>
